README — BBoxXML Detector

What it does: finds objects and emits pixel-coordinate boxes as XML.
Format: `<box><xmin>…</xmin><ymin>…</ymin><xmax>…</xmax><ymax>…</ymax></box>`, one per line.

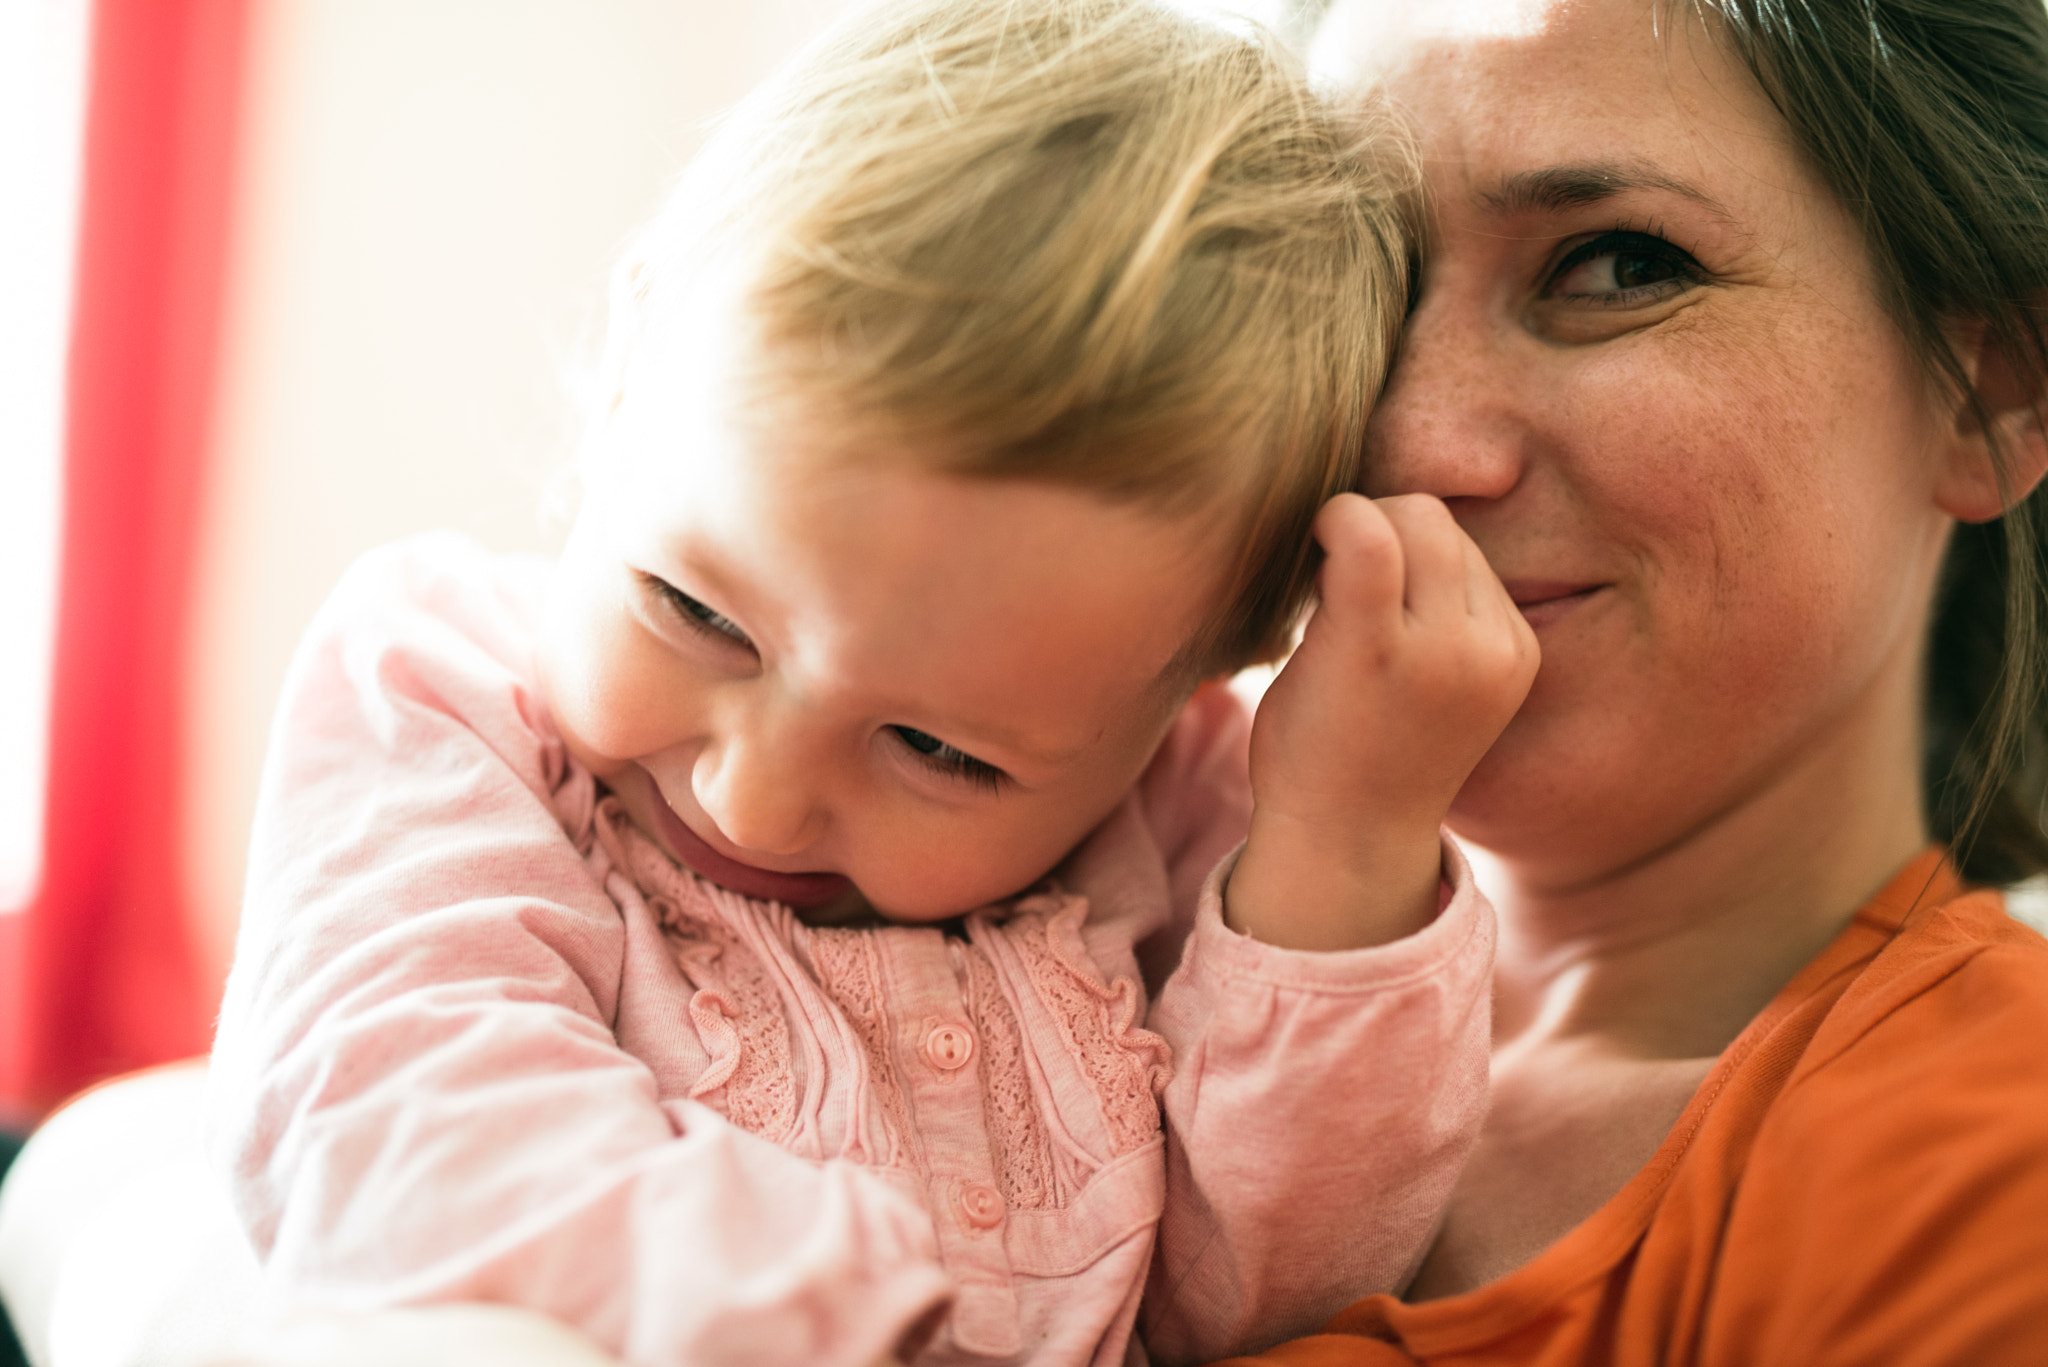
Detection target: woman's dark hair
<box><xmin>1685</xmin><ymin>0</ymin><xmax>2048</xmax><ymax>883</ymax></box>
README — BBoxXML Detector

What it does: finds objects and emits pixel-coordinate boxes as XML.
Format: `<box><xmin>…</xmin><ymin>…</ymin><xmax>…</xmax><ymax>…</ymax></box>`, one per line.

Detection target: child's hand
<box><xmin>1227</xmin><ymin>493</ymin><xmax>1537</xmax><ymax>951</ymax></box>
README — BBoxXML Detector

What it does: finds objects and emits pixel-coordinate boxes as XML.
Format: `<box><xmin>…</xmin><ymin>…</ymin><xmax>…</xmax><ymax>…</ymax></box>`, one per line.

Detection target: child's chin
<box><xmin>794</xmin><ymin>883</ymin><xmax>883</xmax><ymax>928</ymax></box>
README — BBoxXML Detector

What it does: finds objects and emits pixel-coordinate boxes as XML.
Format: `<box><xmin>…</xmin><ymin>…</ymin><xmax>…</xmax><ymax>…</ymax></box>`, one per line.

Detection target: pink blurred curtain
<box><xmin>0</xmin><ymin>0</ymin><xmax>248</xmax><ymax>1119</ymax></box>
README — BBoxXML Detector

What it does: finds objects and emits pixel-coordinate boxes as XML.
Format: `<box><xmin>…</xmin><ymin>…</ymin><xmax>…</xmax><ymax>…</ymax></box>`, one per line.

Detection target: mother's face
<box><xmin>1320</xmin><ymin>0</ymin><xmax>1981</xmax><ymax>885</ymax></box>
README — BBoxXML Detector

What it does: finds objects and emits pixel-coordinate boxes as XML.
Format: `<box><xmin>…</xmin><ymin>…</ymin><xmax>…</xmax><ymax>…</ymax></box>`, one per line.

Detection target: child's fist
<box><xmin>1227</xmin><ymin>493</ymin><xmax>1537</xmax><ymax>951</ymax></box>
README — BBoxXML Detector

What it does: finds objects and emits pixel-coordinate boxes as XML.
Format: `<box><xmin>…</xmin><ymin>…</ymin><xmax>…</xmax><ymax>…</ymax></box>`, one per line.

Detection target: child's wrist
<box><xmin>1224</xmin><ymin>810</ymin><xmax>1445</xmax><ymax>952</ymax></box>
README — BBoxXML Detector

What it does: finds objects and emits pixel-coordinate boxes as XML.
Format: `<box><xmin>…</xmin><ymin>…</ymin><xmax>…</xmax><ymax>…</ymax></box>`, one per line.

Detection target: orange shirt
<box><xmin>1215</xmin><ymin>850</ymin><xmax>2048</xmax><ymax>1367</ymax></box>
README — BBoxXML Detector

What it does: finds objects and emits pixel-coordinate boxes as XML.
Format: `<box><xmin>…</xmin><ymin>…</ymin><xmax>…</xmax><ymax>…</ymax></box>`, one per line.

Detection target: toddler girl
<box><xmin>206</xmin><ymin>2</ymin><xmax>1534</xmax><ymax>1364</ymax></box>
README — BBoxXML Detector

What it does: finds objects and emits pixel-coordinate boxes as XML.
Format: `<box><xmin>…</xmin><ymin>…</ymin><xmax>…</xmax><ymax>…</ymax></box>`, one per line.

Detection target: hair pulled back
<box><xmin>1682</xmin><ymin>0</ymin><xmax>2048</xmax><ymax>883</ymax></box>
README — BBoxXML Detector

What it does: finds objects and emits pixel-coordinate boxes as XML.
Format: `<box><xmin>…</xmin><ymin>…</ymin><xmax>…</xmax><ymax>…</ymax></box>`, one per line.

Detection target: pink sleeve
<box><xmin>1139</xmin><ymin>838</ymin><xmax>1493</xmax><ymax>1365</ymax></box>
<box><xmin>206</xmin><ymin>538</ymin><xmax>951</xmax><ymax>1367</ymax></box>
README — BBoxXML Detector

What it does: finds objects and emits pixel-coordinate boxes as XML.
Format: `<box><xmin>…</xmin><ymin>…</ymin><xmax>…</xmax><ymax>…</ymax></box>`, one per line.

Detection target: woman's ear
<box><xmin>1936</xmin><ymin>317</ymin><xmax>2048</xmax><ymax>523</ymax></box>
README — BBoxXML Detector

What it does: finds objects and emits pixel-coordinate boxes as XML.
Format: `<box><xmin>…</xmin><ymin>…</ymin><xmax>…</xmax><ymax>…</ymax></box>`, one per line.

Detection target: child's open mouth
<box><xmin>644</xmin><ymin>773</ymin><xmax>854</xmax><ymax>909</ymax></box>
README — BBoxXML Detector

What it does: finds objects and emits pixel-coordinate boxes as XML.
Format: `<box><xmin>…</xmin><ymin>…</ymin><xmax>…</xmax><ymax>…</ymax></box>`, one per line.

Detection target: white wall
<box><xmin>183</xmin><ymin>0</ymin><xmax>861</xmax><ymax>987</ymax></box>
<box><xmin>0</xmin><ymin>0</ymin><xmax>88</xmax><ymax>914</ymax></box>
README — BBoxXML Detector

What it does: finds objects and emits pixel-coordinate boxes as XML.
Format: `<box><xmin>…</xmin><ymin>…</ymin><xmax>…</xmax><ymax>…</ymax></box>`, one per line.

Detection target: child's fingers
<box><xmin>1372</xmin><ymin>494</ymin><xmax>1466</xmax><ymax>622</ymax></box>
<box><xmin>1374</xmin><ymin>493</ymin><xmax>1524</xmax><ymax>632</ymax></box>
<box><xmin>1459</xmin><ymin>532</ymin><xmax>1518</xmax><ymax>624</ymax></box>
<box><xmin>1457</xmin><ymin>536</ymin><xmax>1541</xmax><ymax>692</ymax></box>
<box><xmin>1312</xmin><ymin>494</ymin><xmax>1406</xmax><ymax>634</ymax></box>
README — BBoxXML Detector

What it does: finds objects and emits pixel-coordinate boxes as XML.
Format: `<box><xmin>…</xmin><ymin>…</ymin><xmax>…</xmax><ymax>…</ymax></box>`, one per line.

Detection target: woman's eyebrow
<box><xmin>1481</xmin><ymin>161</ymin><xmax>1735</xmax><ymax>221</ymax></box>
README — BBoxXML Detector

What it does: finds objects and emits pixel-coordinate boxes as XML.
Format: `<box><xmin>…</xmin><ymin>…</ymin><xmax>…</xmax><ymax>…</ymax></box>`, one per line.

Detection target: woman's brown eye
<box><xmin>1613</xmin><ymin>250</ymin><xmax>1680</xmax><ymax>288</ymax></box>
<box><xmin>1546</xmin><ymin>230</ymin><xmax>1701</xmax><ymax>302</ymax></box>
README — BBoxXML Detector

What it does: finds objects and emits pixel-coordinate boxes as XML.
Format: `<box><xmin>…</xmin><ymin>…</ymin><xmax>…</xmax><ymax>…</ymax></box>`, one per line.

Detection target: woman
<box><xmin>1220</xmin><ymin>0</ymin><xmax>2048</xmax><ymax>1361</ymax></box>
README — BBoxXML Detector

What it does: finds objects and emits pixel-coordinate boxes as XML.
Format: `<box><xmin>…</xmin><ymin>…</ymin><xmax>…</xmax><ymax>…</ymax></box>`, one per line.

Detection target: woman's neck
<box><xmin>1476</xmin><ymin>657</ymin><xmax>1931</xmax><ymax>1062</ymax></box>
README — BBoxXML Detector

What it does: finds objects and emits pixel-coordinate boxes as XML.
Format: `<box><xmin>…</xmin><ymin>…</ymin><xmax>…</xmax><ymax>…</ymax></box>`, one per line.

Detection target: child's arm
<box><xmin>1227</xmin><ymin>492</ymin><xmax>1537</xmax><ymax>950</ymax></box>
<box><xmin>1142</xmin><ymin>838</ymin><xmax>1494</xmax><ymax>1363</ymax></box>
<box><xmin>208</xmin><ymin>540</ymin><xmax>951</xmax><ymax>1367</ymax></box>
<box><xmin>1141</xmin><ymin>494</ymin><xmax>1534</xmax><ymax>1363</ymax></box>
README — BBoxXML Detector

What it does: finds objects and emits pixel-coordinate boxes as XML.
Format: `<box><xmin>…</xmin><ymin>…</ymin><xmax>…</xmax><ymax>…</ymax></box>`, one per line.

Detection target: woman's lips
<box><xmin>641</xmin><ymin>771</ymin><xmax>854</xmax><ymax>909</ymax></box>
<box><xmin>1503</xmin><ymin>580</ymin><xmax>1604</xmax><ymax>628</ymax></box>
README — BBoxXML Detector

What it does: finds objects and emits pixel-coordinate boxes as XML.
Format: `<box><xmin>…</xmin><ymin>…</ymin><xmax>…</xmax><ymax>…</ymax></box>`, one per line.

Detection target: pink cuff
<box><xmin>1183</xmin><ymin>832</ymin><xmax>1490</xmax><ymax>993</ymax></box>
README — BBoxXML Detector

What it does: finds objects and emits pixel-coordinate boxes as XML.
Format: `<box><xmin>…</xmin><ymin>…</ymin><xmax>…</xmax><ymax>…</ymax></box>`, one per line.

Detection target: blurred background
<box><xmin>0</xmin><ymin>0</ymin><xmax>1302</xmax><ymax>1119</ymax></box>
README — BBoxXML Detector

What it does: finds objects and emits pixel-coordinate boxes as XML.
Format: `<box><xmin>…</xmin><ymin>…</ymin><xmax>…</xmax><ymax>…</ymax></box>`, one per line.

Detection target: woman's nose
<box><xmin>690</xmin><ymin>726</ymin><xmax>824</xmax><ymax>858</ymax></box>
<box><xmin>1363</xmin><ymin>287</ymin><xmax>1529</xmax><ymax>503</ymax></box>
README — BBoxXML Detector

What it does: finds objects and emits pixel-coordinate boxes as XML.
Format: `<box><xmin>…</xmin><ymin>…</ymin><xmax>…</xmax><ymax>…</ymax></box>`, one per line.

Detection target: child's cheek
<box><xmin>538</xmin><ymin>578</ymin><xmax>677</xmax><ymax>778</ymax></box>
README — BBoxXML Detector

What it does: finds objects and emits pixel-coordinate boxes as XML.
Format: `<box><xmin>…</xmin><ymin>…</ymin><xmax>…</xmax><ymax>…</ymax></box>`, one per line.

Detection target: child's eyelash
<box><xmin>645</xmin><ymin>574</ymin><xmax>751</xmax><ymax>646</ymax></box>
<box><xmin>890</xmin><ymin>725</ymin><xmax>1007</xmax><ymax>793</ymax></box>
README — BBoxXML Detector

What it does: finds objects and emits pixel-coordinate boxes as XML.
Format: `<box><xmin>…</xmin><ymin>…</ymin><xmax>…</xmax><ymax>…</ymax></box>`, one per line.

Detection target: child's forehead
<box><xmin>605</xmin><ymin>323</ymin><xmax>1249</xmax><ymax>528</ymax></box>
<box><xmin>599</xmin><ymin>356</ymin><xmax>916</xmax><ymax>506</ymax></box>
<box><xmin>599</xmin><ymin>398</ymin><xmax>1216</xmax><ymax>573</ymax></box>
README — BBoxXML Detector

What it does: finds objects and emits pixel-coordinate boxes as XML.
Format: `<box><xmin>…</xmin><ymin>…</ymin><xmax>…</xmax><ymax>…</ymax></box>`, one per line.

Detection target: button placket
<box><xmin>877</xmin><ymin>931</ymin><xmax>1019</xmax><ymax>1355</ymax></box>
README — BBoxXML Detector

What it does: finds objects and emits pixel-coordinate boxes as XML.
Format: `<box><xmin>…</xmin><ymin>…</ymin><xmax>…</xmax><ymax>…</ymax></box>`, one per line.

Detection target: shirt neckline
<box><xmin>1348</xmin><ymin>846</ymin><xmax>1957</xmax><ymax>1351</ymax></box>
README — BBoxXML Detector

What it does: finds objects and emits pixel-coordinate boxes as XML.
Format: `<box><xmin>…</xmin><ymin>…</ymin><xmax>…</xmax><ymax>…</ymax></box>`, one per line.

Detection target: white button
<box><xmin>958</xmin><ymin>1181</ymin><xmax>1005</xmax><ymax>1230</ymax></box>
<box><xmin>923</xmin><ymin>1021</ymin><xmax>975</xmax><ymax>1071</ymax></box>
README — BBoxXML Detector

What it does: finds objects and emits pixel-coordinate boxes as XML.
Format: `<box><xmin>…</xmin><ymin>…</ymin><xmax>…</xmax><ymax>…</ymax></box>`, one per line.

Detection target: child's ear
<box><xmin>1936</xmin><ymin>316</ymin><xmax>2048</xmax><ymax>523</ymax></box>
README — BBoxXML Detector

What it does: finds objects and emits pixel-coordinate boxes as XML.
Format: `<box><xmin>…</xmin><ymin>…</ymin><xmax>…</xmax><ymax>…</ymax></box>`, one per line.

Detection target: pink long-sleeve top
<box><xmin>206</xmin><ymin>535</ymin><xmax>1494</xmax><ymax>1367</ymax></box>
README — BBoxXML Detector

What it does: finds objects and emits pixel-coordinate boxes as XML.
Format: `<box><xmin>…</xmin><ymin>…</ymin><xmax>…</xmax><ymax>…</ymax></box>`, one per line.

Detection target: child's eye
<box><xmin>647</xmin><ymin>575</ymin><xmax>752</xmax><ymax>647</ymax></box>
<box><xmin>890</xmin><ymin>725</ymin><xmax>1006</xmax><ymax>792</ymax></box>
<box><xmin>1542</xmin><ymin>230</ymin><xmax>1703</xmax><ymax>305</ymax></box>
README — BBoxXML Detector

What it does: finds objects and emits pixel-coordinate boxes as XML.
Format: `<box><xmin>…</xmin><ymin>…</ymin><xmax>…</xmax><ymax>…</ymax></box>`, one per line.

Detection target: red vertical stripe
<box><xmin>1</xmin><ymin>0</ymin><xmax>248</xmax><ymax>1115</ymax></box>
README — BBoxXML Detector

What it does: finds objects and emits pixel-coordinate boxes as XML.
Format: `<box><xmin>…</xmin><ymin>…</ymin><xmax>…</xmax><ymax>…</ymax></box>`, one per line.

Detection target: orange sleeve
<box><xmin>1701</xmin><ymin>928</ymin><xmax>2048</xmax><ymax>1367</ymax></box>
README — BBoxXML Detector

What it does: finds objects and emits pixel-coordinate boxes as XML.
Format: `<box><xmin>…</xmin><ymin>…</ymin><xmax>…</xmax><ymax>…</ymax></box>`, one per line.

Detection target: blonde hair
<box><xmin>600</xmin><ymin>0</ymin><xmax>1410</xmax><ymax>671</ymax></box>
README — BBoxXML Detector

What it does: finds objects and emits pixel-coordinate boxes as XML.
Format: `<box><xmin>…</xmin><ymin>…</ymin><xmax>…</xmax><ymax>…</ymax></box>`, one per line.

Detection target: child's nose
<box><xmin>690</xmin><ymin>732</ymin><xmax>823</xmax><ymax>858</ymax></box>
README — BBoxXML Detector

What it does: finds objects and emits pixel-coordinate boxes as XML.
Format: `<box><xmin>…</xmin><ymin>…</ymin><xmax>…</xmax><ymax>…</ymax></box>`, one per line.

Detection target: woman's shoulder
<box><xmin>1808</xmin><ymin>880</ymin><xmax>2048</xmax><ymax>1065</ymax></box>
<box><xmin>1917</xmin><ymin>883</ymin><xmax>2048</xmax><ymax>1008</ymax></box>
<box><xmin>1710</xmin><ymin>883</ymin><xmax>2048</xmax><ymax>1359</ymax></box>
<box><xmin>1756</xmin><ymin>878</ymin><xmax>2046</xmax><ymax>1182</ymax></box>
<box><xmin>1777</xmin><ymin>880</ymin><xmax>2048</xmax><ymax>1123</ymax></box>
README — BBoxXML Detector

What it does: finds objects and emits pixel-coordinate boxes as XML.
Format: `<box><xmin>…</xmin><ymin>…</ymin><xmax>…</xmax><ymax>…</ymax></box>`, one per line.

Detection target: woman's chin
<box><xmin>1448</xmin><ymin>720</ymin><xmax>1638</xmax><ymax>874</ymax></box>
